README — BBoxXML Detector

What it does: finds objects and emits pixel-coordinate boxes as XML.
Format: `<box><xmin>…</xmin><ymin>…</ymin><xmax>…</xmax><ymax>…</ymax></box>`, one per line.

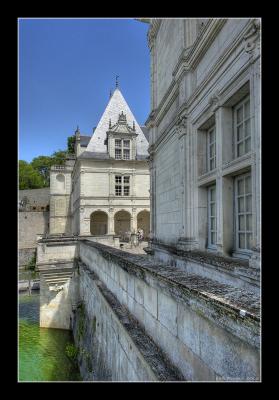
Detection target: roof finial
<box><xmin>133</xmin><ymin>121</ymin><xmax>135</xmax><ymax>131</ymax></box>
<box><xmin>109</xmin><ymin>89</ymin><xmax>112</xmax><ymax>98</ymax></box>
<box><xmin>116</xmin><ymin>75</ymin><xmax>119</xmax><ymax>88</ymax></box>
<box><xmin>109</xmin><ymin>119</ymin><xmax>112</xmax><ymax>129</ymax></box>
<box><xmin>75</xmin><ymin>125</ymin><xmax>80</xmax><ymax>134</ymax></box>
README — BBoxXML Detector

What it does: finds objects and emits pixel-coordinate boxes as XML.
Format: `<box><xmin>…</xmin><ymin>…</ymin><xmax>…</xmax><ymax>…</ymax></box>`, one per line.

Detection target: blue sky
<box><xmin>19</xmin><ymin>18</ymin><xmax>150</xmax><ymax>162</ymax></box>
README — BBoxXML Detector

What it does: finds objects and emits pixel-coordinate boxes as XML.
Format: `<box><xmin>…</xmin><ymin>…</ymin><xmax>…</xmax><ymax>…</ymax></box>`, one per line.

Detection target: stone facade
<box><xmin>145</xmin><ymin>18</ymin><xmax>261</xmax><ymax>282</ymax></box>
<box><xmin>18</xmin><ymin>188</ymin><xmax>50</xmax><ymax>267</ymax></box>
<box><xmin>49</xmin><ymin>88</ymin><xmax>150</xmax><ymax>240</ymax></box>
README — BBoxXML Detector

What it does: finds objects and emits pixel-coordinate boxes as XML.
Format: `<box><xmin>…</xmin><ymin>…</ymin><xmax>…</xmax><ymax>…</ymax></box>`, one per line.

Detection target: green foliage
<box><xmin>51</xmin><ymin>150</ymin><xmax>68</xmax><ymax>165</ymax></box>
<box><xmin>19</xmin><ymin>160</ymin><xmax>45</xmax><ymax>190</ymax></box>
<box><xmin>65</xmin><ymin>343</ymin><xmax>79</xmax><ymax>361</ymax></box>
<box><xmin>20</xmin><ymin>145</ymin><xmax>71</xmax><ymax>189</ymax></box>
<box><xmin>25</xmin><ymin>252</ymin><xmax>36</xmax><ymax>271</ymax></box>
<box><xmin>30</xmin><ymin>156</ymin><xmax>53</xmax><ymax>187</ymax></box>
<box><xmin>67</xmin><ymin>136</ymin><xmax>76</xmax><ymax>154</ymax></box>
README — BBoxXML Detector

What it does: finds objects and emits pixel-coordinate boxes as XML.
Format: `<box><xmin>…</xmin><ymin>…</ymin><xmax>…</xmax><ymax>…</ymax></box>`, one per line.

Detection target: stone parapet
<box><xmin>78</xmin><ymin>240</ymin><xmax>260</xmax><ymax>381</ymax></box>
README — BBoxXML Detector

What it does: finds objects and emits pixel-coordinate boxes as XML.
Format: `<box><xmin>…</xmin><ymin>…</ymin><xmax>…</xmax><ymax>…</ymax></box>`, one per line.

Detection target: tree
<box><xmin>51</xmin><ymin>150</ymin><xmax>68</xmax><ymax>165</ymax></box>
<box><xmin>67</xmin><ymin>136</ymin><xmax>76</xmax><ymax>154</ymax></box>
<box><xmin>30</xmin><ymin>156</ymin><xmax>53</xmax><ymax>186</ymax></box>
<box><xmin>20</xmin><ymin>136</ymin><xmax>74</xmax><ymax>189</ymax></box>
<box><xmin>30</xmin><ymin>151</ymin><xmax>67</xmax><ymax>187</ymax></box>
<box><xmin>19</xmin><ymin>160</ymin><xmax>45</xmax><ymax>190</ymax></box>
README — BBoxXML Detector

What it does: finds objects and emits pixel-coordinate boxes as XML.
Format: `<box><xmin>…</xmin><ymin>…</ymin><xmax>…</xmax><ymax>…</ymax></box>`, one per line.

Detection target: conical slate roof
<box><xmin>86</xmin><ymin>88</ymin><xmax>149</xmax><ymax>156</ymax></box>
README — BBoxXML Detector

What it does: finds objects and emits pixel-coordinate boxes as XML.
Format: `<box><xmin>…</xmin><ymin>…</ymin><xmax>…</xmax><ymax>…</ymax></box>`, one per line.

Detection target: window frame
<box><xmin>114</xmin><ymin>139</ymin><xmax>131</xmax><ymax>160</ymax></box>
<box><xmin>207</xmin><ymin>125</ymin><xmax>216</xmax><ymax>172</ymax></box>
<box><xmin>114</xmin><ymin>175</ymin><xmax>130</xmax><ymax>196</ymax></box>
<box><xmin>234</xmin><ymin>172</ymin><xmax>253</xmax><ymax>256</ymax></box>
<box><xmin>233</xmin><ymin>95</ymin><xmax>251</xmax><ymax>159</ymax></box>
<box><xmin>207</xmin><ymin>184</ymin><xmax>217</xmax><ymax>250</ymax></box>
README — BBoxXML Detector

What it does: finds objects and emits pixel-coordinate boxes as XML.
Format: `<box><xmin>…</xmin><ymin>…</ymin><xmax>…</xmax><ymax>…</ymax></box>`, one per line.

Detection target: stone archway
<box><xmin>114</xmin><ymin>210</ymin><xmax>131</xmax><ymax>239</ymax></box>
<box><xmin>90</xmin><ymin>211</ymin><xmax>108</xmax><ymax>235</ymax></box>
<box><xmin>137</xmin><ymin>210</ymin><xmax>150</xmax><ymax>240</ymax></box>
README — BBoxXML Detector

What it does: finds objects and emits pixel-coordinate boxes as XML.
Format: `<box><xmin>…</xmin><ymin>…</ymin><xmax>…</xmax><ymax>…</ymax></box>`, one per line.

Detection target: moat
<box><xmin>18</xmin><ymin>291</ymin><xmax>81</xmax><ymax>382</ymax></box>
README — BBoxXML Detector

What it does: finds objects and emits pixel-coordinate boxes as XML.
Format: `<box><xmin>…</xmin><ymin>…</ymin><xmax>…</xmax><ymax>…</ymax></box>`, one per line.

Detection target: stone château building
<box><xmin>143</xmin><ymin>18</ymin><xmax>261</xmax><ymax>291</ymax></box>
<box><xmin>49</xmin><ymin>87</ymin><xmax>150</xmax><ymax>239</ymax></box>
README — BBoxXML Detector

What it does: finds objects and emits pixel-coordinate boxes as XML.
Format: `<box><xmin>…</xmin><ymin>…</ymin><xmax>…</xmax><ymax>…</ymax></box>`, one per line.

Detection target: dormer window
<box><xmin>114</xmin><ymin>139</ymin><xmax>130</xmax><ymax>160</ymax></box>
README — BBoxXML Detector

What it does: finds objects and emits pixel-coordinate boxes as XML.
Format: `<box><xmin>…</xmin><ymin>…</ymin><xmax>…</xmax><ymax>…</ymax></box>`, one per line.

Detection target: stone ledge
<box><xmin>81</xmin><ymin>263</ymin><xmax>185</xmax><ymax>381</ymax></box>
<box><xmin>80</xmin><ymin>240</ymin><xmax>260</xmax><ymax>349</ymax></box>
<box><xmin>152</xmin><ymin>240</ymin><xmax>249</xmax><ymax>270</ymax></box>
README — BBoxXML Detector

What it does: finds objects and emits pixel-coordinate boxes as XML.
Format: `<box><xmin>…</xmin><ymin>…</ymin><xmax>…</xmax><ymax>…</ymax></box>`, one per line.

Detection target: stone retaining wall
<box><xmin>79</xmin><ymin>240</ymin><xmax>260</xmax><ymax>381</ymax></box>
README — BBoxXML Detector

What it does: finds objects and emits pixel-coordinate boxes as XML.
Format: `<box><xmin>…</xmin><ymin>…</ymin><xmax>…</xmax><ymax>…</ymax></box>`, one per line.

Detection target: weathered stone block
<box><xmin>143</xmin><ymin>284</ymin><xmax>158</xmax><ymax>319</ymax></box>
<box><xmin>158</xmin><ymin>291</ymin><xmax>178</xmax><ymax>336</ymax></box>
<box><xmin>177</xmin><ymin>303</ymin><xmax>200</xmax><ymax>355</ymax></box>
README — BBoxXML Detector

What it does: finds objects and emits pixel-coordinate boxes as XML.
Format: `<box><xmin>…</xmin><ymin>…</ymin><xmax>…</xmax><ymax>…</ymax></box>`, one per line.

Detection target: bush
<box><xmin>65</xmin><ymin>343</ymin><xmax>79</xmax><ymax>361</ymax></box>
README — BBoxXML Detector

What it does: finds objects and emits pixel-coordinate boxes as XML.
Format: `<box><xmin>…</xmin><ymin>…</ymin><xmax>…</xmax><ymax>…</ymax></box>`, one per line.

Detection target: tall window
<box><xmin>114</xmin><ymin>139</ymin><xmax>130</xmax><ymax>160</ymax></box>
<box><xmin>207</xmin><ymin>126</ymin><xmax>216</xmax><ymax>171</ymax></box>
<box><xmin>234</xmin><ymin>96</ymin><xmax>251</xmax><ymax>158</ymax></box>
<box><xmin>208</xmin><ymin>185</ymin><xmax>217</xmax><ymax>248</ymax></box>
<box><xmin>115</xmin><ymin>175</ymin><xmax>130</xmax><ymax>196</ymax></box>
<box><xmin>235</xmin><ymin>173</ymin><xmax>252</xmax><ymax>252</ymax></box>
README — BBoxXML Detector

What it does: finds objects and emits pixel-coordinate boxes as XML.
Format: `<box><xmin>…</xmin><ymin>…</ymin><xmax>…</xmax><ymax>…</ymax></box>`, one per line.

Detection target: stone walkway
<box><xmin>118</xmin><ymin>241</ymin><xmax>148</xmax><ymax>255</ymax></box>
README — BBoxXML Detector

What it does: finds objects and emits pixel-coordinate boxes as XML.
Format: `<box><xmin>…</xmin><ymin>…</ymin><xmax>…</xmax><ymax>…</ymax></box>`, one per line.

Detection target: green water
<box><xmin>18</xmin><ymin>291</ymin><xmax>81</xmax><ymax>382</ymax></box>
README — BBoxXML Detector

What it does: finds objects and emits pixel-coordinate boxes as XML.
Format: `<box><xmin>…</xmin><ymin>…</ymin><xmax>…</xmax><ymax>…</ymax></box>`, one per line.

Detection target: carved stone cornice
<box><xmin>176</xmin><ymin>115</ymin><xmax>187</xmax><ymax>139</ymax></box>
<box><xmin>243</xmin><ymin>19</ymin><xmax>260</xmax><ymax>55</ymax></box>
<box><xmin>208</xmin><ymin>91</ymin><xmax>221</xmax><ymax>112</ymax></box>
<box><xmin>147</xmin><ymin>19</ymin><xmax>162</xmax><ymax>50</ymax></box>
<box><xmin>145</xmin><ymin>109</ymin><xmax>157</xmax><ymax>128</ymax></box>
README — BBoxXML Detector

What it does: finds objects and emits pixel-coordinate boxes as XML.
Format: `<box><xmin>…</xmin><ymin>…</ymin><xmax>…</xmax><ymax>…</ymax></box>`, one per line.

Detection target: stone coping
<box><xmin>151</xmin><ymin>240</ymin><xmax>249</xmax><ymax>270</ymax></box>
<box><xmin>81</xmin><ymin>240</ymin><xmax>260</xmax><ymax>324</ymax></box>
<box><xmin>81</xmin><ymin>265</ymin><xmax>184</xmax><ymax>381</ymax></box>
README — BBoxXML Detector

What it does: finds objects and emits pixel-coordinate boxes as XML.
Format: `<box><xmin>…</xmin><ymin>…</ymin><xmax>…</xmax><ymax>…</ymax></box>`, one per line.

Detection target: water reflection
<box><xmin>18</xmin><ymin>291</ymin><xmax>81</xmax><ymax>382</ymax></box>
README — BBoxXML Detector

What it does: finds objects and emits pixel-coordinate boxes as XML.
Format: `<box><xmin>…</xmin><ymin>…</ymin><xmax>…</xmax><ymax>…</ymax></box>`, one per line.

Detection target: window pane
<box><xmin>236</xmin><ymin>106</ymin><xmax>243</xmax><ymax>124</ymax></box>
<box><xmin>211</xmin><ymin>232</ymin><xmax>216</xmax><ymax>245</ymax></box>
<box><xmin>123</xmin><ymin>140</ymin><xmax>130</xmax><ymax>148</ymax></box>
<box><xmin>124</xmin><ymin>186</ymin><xmax>129</xmax><ymax>196</ymax></box>
<box><xmin>210</xmin><ymin>187</ymin><xmax>216</xmax><ymax>201</ymax></box>
<box><xmin>246</xmin><ymin>214</ymin><xmax>252</xmax><ymax>231</ymax></box>
<box><xmin>212</xmin><ymin>217</ymin><xmax>216</xmax><ymax>231</ymax></box>
<box><xmin>238</xmin><ymin>196</ymin><xmax>245</xmax><ymax>212</ymax></box>
<box><xmin>245</xmin><ymin>176</ymin><xmax>251</xmax><ymax>194</ymax></box>
<box><xmin>123</xmin><ymin>176</ymin><xmax>130</xmax><ymax>183</ymax></box>
<box><xmin>245</xmin><ymin>119</ymin><xmax>250</xmax><ymax>138</ymax></box>
<box><xmin>237</xmin><ymin>125</ymin><xmax>243</xmax><ymax>141</ymax></box>
<box><xmin>237</xmin><ymin>141</ymin><xmax>245</xmax><ymax>157</ymax></box>
<box><xmin>239</xmin><ymin>215</ymin><xmax>245</xmax><ymax>231</ymax></box>
<box><xmin>115</xmin><ymin>176</ymin><xmax>121</xmax><ymax>183</ymax></box>
<box><xmin>246</xmin><ymin>233</ymin><xmax>253</xmax><ymax>250</ymax></box>
<box><xmin>246</xmin><ymin>195</ymin><xmax>252</xmax><ymax>212</ymax></box>
<box><xmin>210</xmin><ymin>159</ymin><xmax>215</xmax><ymax>170</ymax></box>
<box><xmin>237</xmin><ymin>178</ymin><xmax>245</xmax><ymax>195</ymax></box>
<box><xmin>115</xmin><ymin>186</ymin><xmax>121</xmax><ymax>196</ymax></box>
<box><xmin>245</xmin><ymin>137</ymin><xmax>251</xmax><ymax>153</ymax></box>
<box><xmin>123</xmin><ymin>149</ymin><xmax>130</xmax><ymax>160</ymax></box>
<box><xmin>115</xmin><ymin>149</ymin><xmax>121</xmax><ymax>159</ymax></box>
<box><xmin>210</xmin><ymin>203</ymin><xmax>215</xmax><ymax>217</ymax></box>
<box><xmin>115</xmin><ymin>139</ymin><xmax>121</xmax><ymax>147</ymax></box>
<box><xmin>244</xmin><ymin>100</ymin><xmax>250</xmax><ymax>119</ymax></box>
<box><xmin>239</xmin><ymin>233</ymin><xmax>245</xmax><ymax>249</ymax></box>
<box><xmin>209</xmin><ymin>129</ymin><xmax>215</xmax><ymax>144</ymax></box>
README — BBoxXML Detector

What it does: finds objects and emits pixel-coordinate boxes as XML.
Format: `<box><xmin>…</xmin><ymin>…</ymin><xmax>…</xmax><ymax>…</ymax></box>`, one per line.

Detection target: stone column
<box><xmin>108</xmin><ymin>208</ymin><xmax>115</xmax><ymax>235</ymax></box>
<box><xmin>177</xmin><ymin>115</ymin><xmax>198</xmax><ymax>251</ymax></box>
<box><xmin>148</xmin><ymin>145</ymin><xmax>156</xmax><ymax>243</ymax></box>
<box><xmin>248</xmin><ymin>29</ymin><xmax>261</xmax><ymax>270</ymax></box>
<box><xmin>131</xmin><ymin>208</ymin><xmax>137</xmax><ymax>234</ymax></box>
